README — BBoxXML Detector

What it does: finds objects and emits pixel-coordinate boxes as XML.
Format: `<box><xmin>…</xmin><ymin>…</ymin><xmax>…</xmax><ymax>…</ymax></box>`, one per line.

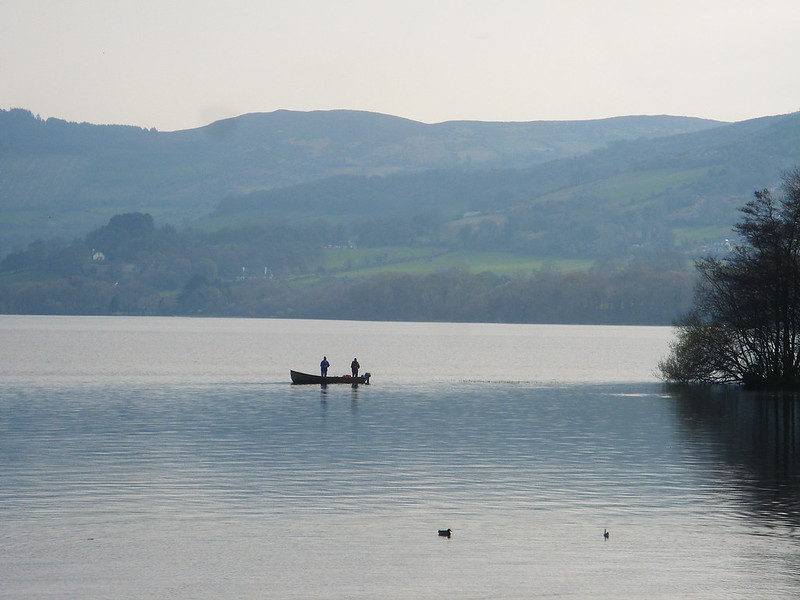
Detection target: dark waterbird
<box><xmin>603</xmin><ymin>528</ymin><xmax>609</xmax><ymax>540</ymax></box>
<box><xmin>438</xmin><ymin>528</ymin><xmax>452</xmax><ymax>537</ymax></box>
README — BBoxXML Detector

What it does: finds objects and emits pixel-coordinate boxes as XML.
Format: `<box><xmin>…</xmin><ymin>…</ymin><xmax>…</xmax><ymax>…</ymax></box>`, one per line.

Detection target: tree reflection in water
<box><xmin>666</xmin><ymin>385</ymin><xmax>800</xmax><ymax>528</ymax></box>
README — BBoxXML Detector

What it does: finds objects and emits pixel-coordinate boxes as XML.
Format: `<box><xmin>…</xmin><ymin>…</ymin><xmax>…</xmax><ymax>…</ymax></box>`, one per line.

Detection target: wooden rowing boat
<box><xmin>290</xmin><ymin>370</ymin><xmax>371</xmax><ymax>385</ymax></box>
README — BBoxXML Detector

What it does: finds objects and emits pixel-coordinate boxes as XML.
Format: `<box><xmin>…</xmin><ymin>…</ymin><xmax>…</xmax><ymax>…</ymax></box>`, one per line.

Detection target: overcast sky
<box><xmin>2</xmin><ymin>0</ymin><xmax>799</xmax><ymax>131</ymax></box>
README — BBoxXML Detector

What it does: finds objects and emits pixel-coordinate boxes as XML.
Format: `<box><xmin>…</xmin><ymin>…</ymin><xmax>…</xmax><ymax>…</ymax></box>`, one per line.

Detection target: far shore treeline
<box><xmin>0</xmin><ymin>212</ymin><xmax>693</xmax><ymax>324</ymax></box>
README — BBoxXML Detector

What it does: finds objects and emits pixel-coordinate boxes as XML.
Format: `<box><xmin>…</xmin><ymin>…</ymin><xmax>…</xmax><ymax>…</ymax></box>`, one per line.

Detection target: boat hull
<box><xmin>290</xmin><ymin>370</ymin><xmax>371</xmax><ymax>385</ymax></box>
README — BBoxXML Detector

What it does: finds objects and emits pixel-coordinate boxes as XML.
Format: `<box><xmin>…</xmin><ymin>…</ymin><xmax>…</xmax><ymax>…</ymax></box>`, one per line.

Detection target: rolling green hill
<box><xmin>210</xmin><ymin>111</ymin><xmax>800</xmax><ymax>261</ymax></box>
<box><xmin>0</xmin><ymin>108</ymin><xmax>720</xmax><ymax>252</ymax></box>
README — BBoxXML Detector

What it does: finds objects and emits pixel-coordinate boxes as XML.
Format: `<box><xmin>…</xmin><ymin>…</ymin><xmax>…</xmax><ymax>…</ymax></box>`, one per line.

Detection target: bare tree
<box><xmin>659</xmin><ymin>166</ymin><xmax>800</xmax><ymax>387</ymax></box>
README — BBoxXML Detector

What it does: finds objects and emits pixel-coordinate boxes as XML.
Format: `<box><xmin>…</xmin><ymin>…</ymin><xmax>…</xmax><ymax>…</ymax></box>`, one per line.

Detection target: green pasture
<box><xmin>0</xmin><ymin>268</ymin><xmax>61</xmax><ymax>284</ymax></box>
<box><xmin>533</xmin><ymin>167</ymin><xmax>711</xmax><ymax>206</ymax></box>
<box><xmin>319</xmin><ymin>246</ymin><xmax>592</xmax><ymax>278</ymax></box>
<box><xmin>198</xmin><ymin>209</ymin><xmax>365</xmax><ymax>233</ymax></box>
<box><xmin>673</xmin><ymin>225</ymin><xmax>734</xmax><ymax>245</ymax></box>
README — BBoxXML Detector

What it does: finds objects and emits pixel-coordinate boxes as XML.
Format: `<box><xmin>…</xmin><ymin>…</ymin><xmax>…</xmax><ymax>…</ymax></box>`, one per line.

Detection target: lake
<box><xmin>1</xmin><ymin>315</ymin><xmax>799</xmax><ymax>599</ymax></box>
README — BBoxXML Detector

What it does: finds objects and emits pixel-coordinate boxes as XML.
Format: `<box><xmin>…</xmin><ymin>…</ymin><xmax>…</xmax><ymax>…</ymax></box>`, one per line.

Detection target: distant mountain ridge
<box><xmin>0</xmin><ymin>108</ymin><xmax>721</xmax><ymax>251</ymax></box>
<box><xmin>212</xmin><ymin>111</ymin><xmax>800</xmax><ymax>256</ymax></box>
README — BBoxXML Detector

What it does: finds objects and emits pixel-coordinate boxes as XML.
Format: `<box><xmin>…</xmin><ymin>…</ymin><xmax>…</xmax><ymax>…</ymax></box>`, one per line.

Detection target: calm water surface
<box><xmin>1</xmin><ymin>316</ymin><xmax>799</xmax><ymax>599</ymax></box>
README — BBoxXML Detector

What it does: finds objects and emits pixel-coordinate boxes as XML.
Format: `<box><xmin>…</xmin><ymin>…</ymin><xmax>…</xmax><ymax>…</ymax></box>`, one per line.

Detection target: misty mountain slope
<box><xmin>210</xmin><ymin>111</ymin><xmax>800</xmax><ymax>257</ymax></box>
<box><xmin>0</xmin><ymin>108</ymin><xmax>720</xmax><ymax>251</ymax></box>
<box><xmin>216</xmin><ymin>111</ymin><xmax>800</xmax><ymax>215</ymax></box>
<box><xmin>510</xmin><ymin>111</ymin><xmax>800</xmax><ymax>233</ymax></box>
<box><xmin>183</xmin><ymin>110</ymin><xmax>723</xmax><ymax>178</ymax></box>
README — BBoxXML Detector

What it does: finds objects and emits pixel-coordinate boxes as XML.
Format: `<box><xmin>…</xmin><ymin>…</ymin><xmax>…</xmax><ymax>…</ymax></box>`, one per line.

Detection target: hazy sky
<box><xmin>2</xmin><ymin>0</ymin><xmax>799</xmax><ymax>131</ymax></box>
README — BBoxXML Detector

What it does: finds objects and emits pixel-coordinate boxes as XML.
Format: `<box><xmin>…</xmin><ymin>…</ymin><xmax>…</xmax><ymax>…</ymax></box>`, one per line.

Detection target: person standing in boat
<box><xmin>320</xmin><ymin>356</ymin><xmax>330</xmax><ymax>377</ymax></box>
<box><xmin>351</xmin><ymin>358</ymin><xmax>360</xmax><ymax>378</ymax></box>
